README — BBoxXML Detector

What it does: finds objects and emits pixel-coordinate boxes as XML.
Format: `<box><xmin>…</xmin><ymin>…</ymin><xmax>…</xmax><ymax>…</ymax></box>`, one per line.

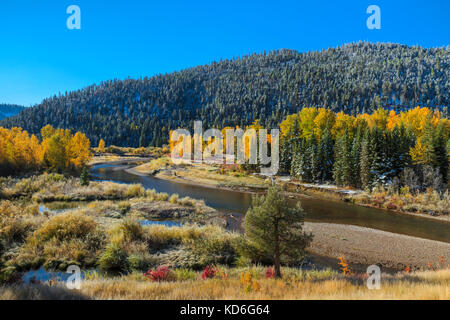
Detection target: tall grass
<box><xmin>1</xmin><ymin>268</ymin><xmax>447</xmax><ymax>300</ymax></box>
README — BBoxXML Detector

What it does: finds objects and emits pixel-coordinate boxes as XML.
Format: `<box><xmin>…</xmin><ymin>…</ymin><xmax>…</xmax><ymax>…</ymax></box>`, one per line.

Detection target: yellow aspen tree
<box><xmin>98</xmin><ymin>138</ymin><xmax>106</xmax><ymax>152</ymax></box>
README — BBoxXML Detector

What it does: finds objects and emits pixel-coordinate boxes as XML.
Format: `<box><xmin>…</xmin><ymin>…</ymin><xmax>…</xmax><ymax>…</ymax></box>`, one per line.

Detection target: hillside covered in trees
<box><xmin>1</xmin><ymin>42</ymin><xmax>449</xmax><ymax>147</ymax></box>
<box><xmin>0</xmin><ymin>104</ymin><xmax>25</xmax><ymax>121</ymax></box>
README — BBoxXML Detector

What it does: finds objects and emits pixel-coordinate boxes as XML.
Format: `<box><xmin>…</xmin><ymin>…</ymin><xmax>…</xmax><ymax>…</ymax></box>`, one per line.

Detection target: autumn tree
<box><xmin>98</xmin><ymin>139</ymin><xmax>106</xmax><ymax>153</ymax></box>
<box><xmin>0</xmin><ymin>125</ymin><xmax>92</xmax><ymax>175</ymax></box>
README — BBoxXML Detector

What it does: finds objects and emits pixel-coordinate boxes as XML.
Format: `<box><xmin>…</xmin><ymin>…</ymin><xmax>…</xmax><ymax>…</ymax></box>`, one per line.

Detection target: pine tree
<box><xmin>80</xmin><ymin>166</ymin><xmax>90</xmax><ymax>186</ymax></box>
<box><xmin>433</xmin><ymin>122</ymin><xmax>448</xmax><ymax>184</ymax></box>
<box><xmin>349</xmin><ymin>128</ymin><xmax>363</xmax><ymax>187</ymax></box>
<box><xmin>139</xmin><ymin>129</ymin><xmax>146</xmax><ymax>148</ymax></box>
<box><xmin>309</xmin><ymin>134</ymin><xmax>321</xmax><ymax>182</ymax></box>
<box><xmin>244</xmin><ymin>185</ymin><xmax>313</xmax><ymax>278</ymax></box>
<box><xmin>333</xmin><ymin>132</ymin><xmax>351</xmax><ymax>186</ymax></box>
<box><xmin>317</xmin><ymin>128</ymin><xmax>334</xmax><ymax>182</ymax></box>
<box><xmin>290</xmin><ymin>139</ymin><xmax>305</xmax><ymax>180</ymax></box>
<box><xmin>370</xmin><ymin>127</ymin><xmax>389</xmax><ymax>186</ymax></box>
<box><xmin>280</xmin><ymin>120</ymin><xmax>301</xmax><ymax>174</ymax></box>
<box><xmin>360</xmin><ymin>129</ymin><xmax>374</xmax><ymax>190</ymax></box>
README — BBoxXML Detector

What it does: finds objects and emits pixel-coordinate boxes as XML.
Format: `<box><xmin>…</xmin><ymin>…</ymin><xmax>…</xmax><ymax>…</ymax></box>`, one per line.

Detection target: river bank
<box><xmin>127</xmin><ymin>156</ymin><xmax>450</xmax><ymax>222</ymax></box>
<box><xmin>96</xmin><ymin>160</ymin><xmax>450</xmax><ymax>271</ymax></box>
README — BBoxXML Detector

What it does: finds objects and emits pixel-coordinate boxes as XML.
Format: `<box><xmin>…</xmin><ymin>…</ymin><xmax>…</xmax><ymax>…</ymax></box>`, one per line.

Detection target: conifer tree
<box><xmin>317</xmin><ymin>128</ymin><xmax>334</xmax><ymax>182</ymax></box>
<box><xmin>360</xmin><ymin>129</ymin><xmax>374</xmax><ymax>190</ymax></box>
<box><xmin>350</xmin><ymin>128</ymin><xmax>363</xmax><ymax>187</ymax></box>
<box><xmin>433</xmin><ymin>122</ymin><xmax>448</xmax><ymax>184</ymax></box>
<box><xmin>333</xmin><ymin>132</ymin><xmax>351</xmax><ymax>186</ymax></box>
<box><xmin>244</xmin><ymin>185</ymin><xmax>313</xmax><ymax>278</ymax></box>
<box><xmin>80</xmin><ymin>166</ymin><xmax>90</xmax><ymax>186</ymax></box>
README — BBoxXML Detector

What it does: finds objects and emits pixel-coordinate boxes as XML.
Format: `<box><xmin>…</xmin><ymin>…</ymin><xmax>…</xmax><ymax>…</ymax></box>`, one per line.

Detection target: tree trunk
<box><xmin>274</xmin><ymin>220</ymin><xmax>282</xmax><ymax>278</ymax></box>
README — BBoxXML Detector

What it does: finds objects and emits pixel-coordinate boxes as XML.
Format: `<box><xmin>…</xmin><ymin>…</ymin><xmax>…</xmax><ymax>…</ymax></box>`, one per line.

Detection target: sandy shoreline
<box><xmin>305</xmin><ymin>222</ymin><xmax>450</xmax><ymax>271</ymax></box>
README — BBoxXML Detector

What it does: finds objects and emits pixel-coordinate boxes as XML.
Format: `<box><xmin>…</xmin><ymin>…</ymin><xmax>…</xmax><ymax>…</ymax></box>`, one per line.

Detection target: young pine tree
<box><xmin>80</xmin><ymin>166</ymin><xmax>90</xmax><ymax>186</ymax></box>
<box><xmin>244</xmin><ymin>185</ymin><xmax>313</xmax><ymax>278</ymax></box>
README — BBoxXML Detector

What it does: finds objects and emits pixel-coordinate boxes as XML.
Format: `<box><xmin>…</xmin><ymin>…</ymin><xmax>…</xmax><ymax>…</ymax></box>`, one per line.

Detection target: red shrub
<box><xmin>145</xmin><ymin>265</ymin><xmax>172</xmax><ymax>282</ymax></box>
<box><xmin>265</xmin><ymin>267</ymin><xmax>275</xmax><ymax>279</ymax></box>
<box><xmin>201</xmin><ymin>265</ymin><xmax>217</xmax><ymax>279</ymax></box>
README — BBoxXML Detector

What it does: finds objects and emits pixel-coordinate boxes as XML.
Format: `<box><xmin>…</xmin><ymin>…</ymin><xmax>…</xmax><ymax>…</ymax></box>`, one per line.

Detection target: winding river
<box><xmin>91</xmin><ymin>162</ymin><xmax>450</xmax><ymax>243</ymax></box>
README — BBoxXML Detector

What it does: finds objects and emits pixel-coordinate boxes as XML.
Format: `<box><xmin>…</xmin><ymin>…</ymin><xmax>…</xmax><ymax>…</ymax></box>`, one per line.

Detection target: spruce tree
<box><xmin>433</xmin><ymin>123</ymin><xmax>448</xmax><ymax>184</ymax></box>
<box><xmin>317</xmin><ymin>128</ymin><xmax>334</xmax><ymax>182</ymax></box>
<box><xmin>350</xmin><ymin>128</ymin><xmax>363</xmax><ymax>187</ymax></box>
<box><xmin>333</xmin><ymin>132</ymin><xmax>351</xmax><ymax>186</ymax></box>
<box><xmin>360</xmin><ymin>129</ymin><xmax>374</xmax><ymax>190</ymax></box>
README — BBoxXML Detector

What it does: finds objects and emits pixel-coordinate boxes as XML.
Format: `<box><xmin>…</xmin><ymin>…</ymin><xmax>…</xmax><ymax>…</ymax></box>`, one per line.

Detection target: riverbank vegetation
<box><xmin>0</xmin><ymin>175</ymin><xmax>448</xmax><ymax>299</ymax></box>
<box><xmin>159</xmin><ymin>106</ymin><xmax>449</xmax><ymax>216</ymax></box>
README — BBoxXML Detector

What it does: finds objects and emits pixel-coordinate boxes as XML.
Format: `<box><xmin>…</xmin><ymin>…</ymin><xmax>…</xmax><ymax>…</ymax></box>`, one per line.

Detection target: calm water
<box><xmin>140</xmin><ymin>220</ymin><xmax>182</xmax><ymax>227</ymax></box>
<box><xmin>91</xmin><ymin>163</ymin><xmax>450</xmax><ymax>243</ymax></box>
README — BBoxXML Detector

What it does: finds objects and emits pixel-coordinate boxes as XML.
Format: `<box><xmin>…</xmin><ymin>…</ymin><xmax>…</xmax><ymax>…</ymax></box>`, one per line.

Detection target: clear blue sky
<box><xmin>1</xmin><ymin>0</ymin><xmax>449</xmax><ymax>106</ymax></box>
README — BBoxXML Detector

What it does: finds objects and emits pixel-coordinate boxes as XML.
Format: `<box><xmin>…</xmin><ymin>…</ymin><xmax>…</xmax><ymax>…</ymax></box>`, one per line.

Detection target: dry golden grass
<box><xmin>353</xmin><ymin>187</ymin><xmax>450</xmax><ymax>216</ymax></box>
<box><xmin>88</xmin><ymin>155</ymin><xmax>122</xmax><ymax>165</ymax></box>
<box><xmin>2</xmin><ymin>268</ymin><xmax>446</xmax><ymax>300</ymax></box>
<box><xmin>78</xmin><ymin>268</ymin><xmax>450</xmax><ymax>300</ymax></box>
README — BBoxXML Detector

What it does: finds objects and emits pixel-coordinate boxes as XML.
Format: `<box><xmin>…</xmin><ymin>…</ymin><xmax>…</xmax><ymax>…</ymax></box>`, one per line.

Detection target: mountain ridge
<box><xmin>0</xmin><ymin>104</ymin><xmax>25</xmax><ymax>121</ymax></box>
<box><xmin>1</xmin><ymin>42</ymin><xmax>448</xmax><ymax>147</ymax></box>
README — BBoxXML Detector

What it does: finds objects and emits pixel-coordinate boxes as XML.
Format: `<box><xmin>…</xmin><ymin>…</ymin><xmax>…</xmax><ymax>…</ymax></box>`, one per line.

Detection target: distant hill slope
<box><xmin>1</xmin><ymin>42</ymin><xmax>448</xmax><ymax>147</ymax></box>
<box><xmin>0</xmin><ymin>104</ymin><xmax>25</xmax><ymax>121</ymax></box>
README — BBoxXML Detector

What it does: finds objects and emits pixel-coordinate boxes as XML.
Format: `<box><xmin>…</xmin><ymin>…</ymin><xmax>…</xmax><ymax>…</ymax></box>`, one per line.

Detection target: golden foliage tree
<box><xmin>98</xmin><ymin>139</ymin><xmax>106</xmax><ymax>153</ymax></box>
<box><xmin>0</xmin><ymin>125</ymin><xmax>92</xmax><ymax>175</ymax></box>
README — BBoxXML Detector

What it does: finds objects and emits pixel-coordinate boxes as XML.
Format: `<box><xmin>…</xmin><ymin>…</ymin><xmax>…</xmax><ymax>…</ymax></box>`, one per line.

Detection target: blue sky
<box><xmin>1</xmin><ymin>0</ymin><xmax>449</xmax><ymax>106</ymax></box>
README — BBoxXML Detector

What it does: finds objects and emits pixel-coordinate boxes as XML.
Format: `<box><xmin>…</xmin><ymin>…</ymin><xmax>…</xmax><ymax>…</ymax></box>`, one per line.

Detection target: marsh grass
<box><xmin>1</xmin><ymin>175</ymin><xmax>222</xmax><ymax>283</ymax></box>
<box><xmin>12</xmin><ymin>212</ymin><xmax>105</xmax><ymax>271</ymax></box>
<box><xmin>95</xmin><ymin>222</ymin><xmax>241</xmax><ymax>274</ymax></box>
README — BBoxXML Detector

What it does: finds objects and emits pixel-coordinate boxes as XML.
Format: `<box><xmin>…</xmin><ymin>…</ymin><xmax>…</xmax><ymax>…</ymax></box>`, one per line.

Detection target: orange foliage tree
<box><xmin>0</xmin><ymin>125</ymin><xmax>92</xmax><ymax>175</ymax></box>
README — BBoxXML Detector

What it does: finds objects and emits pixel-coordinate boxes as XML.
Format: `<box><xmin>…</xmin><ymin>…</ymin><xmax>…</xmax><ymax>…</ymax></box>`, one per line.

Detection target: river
<box><xmin>91</xmin><ymin>162</ymin><xmax>450</xmax><ymax>243</ymax></box>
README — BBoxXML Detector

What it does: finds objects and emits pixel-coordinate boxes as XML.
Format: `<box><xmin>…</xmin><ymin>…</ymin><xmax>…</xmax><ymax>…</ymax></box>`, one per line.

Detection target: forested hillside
<box><xmin>1</xmin><ymin>42</ymin><xmax>449</xmax><ymax>147</ymax></box>
<box><xmin>0</xmin><ymin>104</ymin><xmax>25</xmax><ymax>121</ymax></box>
